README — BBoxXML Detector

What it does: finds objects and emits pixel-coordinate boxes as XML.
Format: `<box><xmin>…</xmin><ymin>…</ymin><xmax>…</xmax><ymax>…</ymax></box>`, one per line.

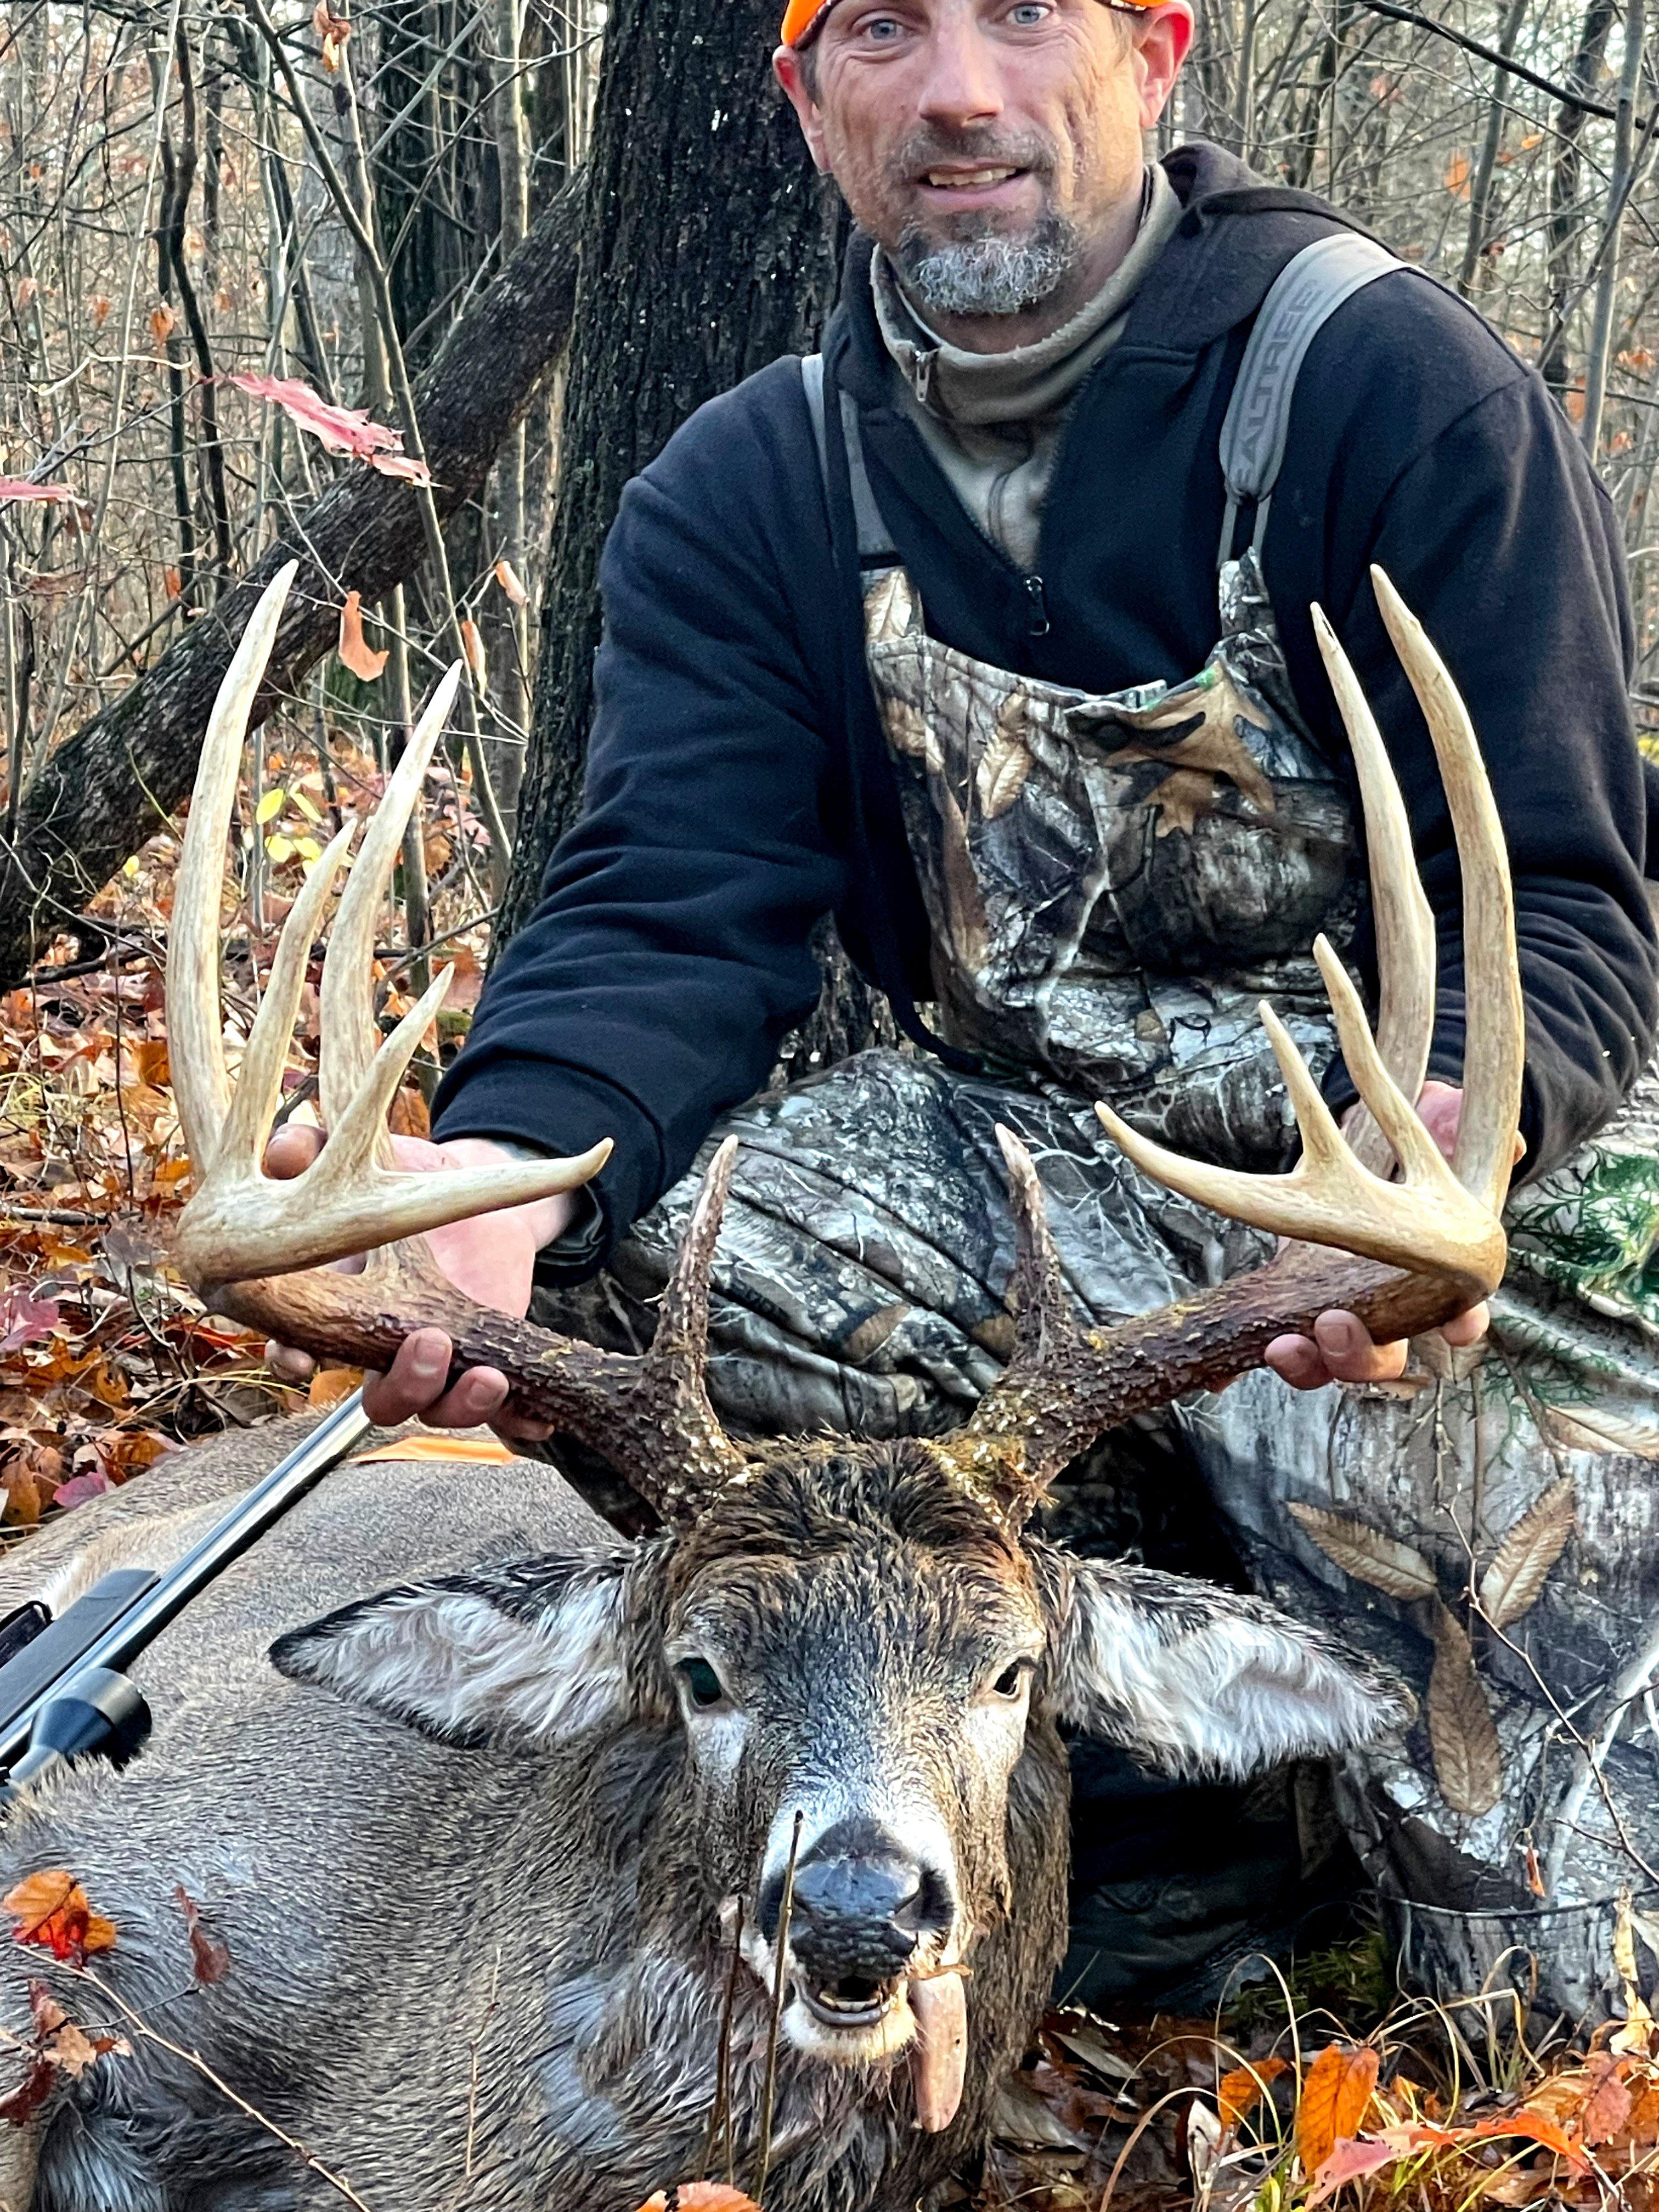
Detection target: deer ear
<box><xmin>270</xmin><ymin>1551</ymin><xmax>636</xmax><ymax>1748</ymax></box>
<box><xmin>1054</xmin><ymin>1559</ymin><xmax>1406</xmax><ymax>1780</ymax></box>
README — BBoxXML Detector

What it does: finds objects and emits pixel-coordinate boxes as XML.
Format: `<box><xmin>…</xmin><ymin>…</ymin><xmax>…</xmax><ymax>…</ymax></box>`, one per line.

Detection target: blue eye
<box><xmin>679</xmin><ymin>1658</ymin><xmax>726</xmax><ymax>1709</ymax></box>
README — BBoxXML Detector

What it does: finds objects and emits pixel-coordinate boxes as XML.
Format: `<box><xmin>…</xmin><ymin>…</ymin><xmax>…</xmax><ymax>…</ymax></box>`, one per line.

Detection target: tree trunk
<box><xmin>500</xmin><ymin>0</ymin><xmax>845</xmax><ymax>943</ymax></box>
<box><xmin>0</xmin><ymin>179</ymin><xmax>582</xmax><ymax>991</ymax></box>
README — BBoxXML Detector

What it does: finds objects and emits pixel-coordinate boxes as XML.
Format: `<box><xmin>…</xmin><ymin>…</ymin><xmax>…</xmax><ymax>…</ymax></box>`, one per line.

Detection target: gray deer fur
<box><xmin>0</xmin><ymin>1416</ymin><xmax>1401</xmax><ymax>2211</ymax></box>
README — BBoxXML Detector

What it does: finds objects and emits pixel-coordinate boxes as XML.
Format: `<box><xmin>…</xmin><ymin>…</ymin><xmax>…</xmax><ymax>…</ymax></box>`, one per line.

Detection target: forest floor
<box><xmin>1</xmin><ymin>806</ymin><xmax>1657</xmax><ymax>2212</ymax></box>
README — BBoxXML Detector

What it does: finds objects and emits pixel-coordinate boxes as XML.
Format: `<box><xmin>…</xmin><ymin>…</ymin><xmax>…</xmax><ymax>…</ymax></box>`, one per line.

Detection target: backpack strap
<box><xmin>803</xmin><ymin>352</ymin><xmax>899</xmax><ymax>568</ymax></box>
<box><xmin>1217</xmin><ymin>232</ymin><xmax>1414</xmax><ymax>569</ymax></box>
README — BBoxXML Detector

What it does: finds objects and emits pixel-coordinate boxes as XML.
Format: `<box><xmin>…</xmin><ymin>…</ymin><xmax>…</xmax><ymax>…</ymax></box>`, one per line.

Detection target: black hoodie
<box><xmin>433</xmin><ymin>144</ymin><xmax>1657</xmax><ymax>1274</ymax></box>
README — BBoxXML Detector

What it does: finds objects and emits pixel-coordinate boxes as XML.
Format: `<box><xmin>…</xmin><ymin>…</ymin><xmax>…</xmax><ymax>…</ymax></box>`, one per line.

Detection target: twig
<box><xmin>65</xmin><ymin>1963</ymin><xmax>377</xmax><ymax>2211</ymax></box>
<box><xmin>698</xmin><ymin>1897</ymin><xmax>745</xmax><ymax>2186</ymax></box>
<box><xmin>1357</xmin><ymin>0</ymin><xmax>1652</xmax><ymax>129</ymax></box>
<box><xmin>461</xmin><ymin>1945</ymin><xmax>502</xmax><ymax>2185</ymax></box>
<box><xmin>752</xmin><ymin>1813</ymin><xmax>802</xmax><ymax>2207</ymax></box>
<box><xmin>0</xmin><ymin>1204</ymin><xmax>112</xmax><ymax>1227</ymax></box>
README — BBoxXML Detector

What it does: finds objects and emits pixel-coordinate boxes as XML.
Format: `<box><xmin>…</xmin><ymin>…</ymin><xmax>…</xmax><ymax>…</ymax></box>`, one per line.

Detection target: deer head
<box><xmin>168</xmin><ymin>561</ymin><xmax>1521</xmax><ymax>2132</ymax></box>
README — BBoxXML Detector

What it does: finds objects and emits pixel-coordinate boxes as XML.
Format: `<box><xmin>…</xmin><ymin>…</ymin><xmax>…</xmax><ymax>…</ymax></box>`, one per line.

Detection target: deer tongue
<box><xmin>908</xmin><ymin>1970</ymin><xmax>967</xmax><ymax>2132</ymax></box>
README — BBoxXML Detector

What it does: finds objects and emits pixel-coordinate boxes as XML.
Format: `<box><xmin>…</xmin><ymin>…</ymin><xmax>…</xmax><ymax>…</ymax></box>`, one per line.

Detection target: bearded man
<box><xmin>273</xmin><ymin>0</ymin><xmax>1659</xmax><ymax>2009</ymax></box>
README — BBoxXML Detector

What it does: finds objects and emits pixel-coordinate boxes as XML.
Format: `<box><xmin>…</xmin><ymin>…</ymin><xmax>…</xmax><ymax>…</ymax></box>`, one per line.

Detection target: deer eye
<box><xmin>678</xmin><ymin>1657</ymin><xmax>727</xmax><ymax>1710</ymax></box>
<box><xmin>991</xmin><ymin>1660</ymin><xmax>1031</xmax><ymax>1700</ymax></box>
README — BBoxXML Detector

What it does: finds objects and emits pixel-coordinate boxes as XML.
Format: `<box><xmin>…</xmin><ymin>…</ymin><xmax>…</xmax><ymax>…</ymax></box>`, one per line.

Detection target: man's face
<box><xmin>776</xmin><ymin>0</ymin><xmax>1191</xmax><ymax>331</ymax></box>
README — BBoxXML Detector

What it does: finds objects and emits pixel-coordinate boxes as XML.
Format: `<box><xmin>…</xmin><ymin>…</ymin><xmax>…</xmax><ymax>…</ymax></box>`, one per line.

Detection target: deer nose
<box><xmin>765</xmin><ymin>1819</ymin><xmax>952</xmax><ymax>1987</ymax></box>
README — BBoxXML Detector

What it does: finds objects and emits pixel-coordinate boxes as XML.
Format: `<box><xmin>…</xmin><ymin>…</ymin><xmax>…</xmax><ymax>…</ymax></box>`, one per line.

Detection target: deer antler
<box><xmin>958</xmin><ymin>569</ymin><xmax>1525</xmax><ymax>1520</ymax></box>
<box><xmin>166</xmin><ymin>563</ymin><xmax>748</xmax><ymax>1521</ymax></box>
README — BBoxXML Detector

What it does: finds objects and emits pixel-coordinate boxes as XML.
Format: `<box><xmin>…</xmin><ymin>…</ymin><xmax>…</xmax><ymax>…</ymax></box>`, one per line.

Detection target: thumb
<box><xmin>263</xmin><ymin>1122</ymin><xmax>325</xmax><ymax>1181</ymax></box>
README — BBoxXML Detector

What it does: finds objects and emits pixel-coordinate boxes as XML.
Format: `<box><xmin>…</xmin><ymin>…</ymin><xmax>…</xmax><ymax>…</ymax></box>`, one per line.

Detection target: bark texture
<box><xmin>500</xmin><ymin>0</ymin><xmax>845</xmax><ymax>942</ymax></box>
<box><xmin>0</xmin><ymin>177</ymin><xmax>583</xmax><ymax>992</ymax></box>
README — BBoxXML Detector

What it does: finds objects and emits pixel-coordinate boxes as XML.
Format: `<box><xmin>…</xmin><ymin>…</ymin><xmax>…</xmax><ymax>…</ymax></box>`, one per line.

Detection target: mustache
<box><xmin>888</xmin><ymin>125</ymin><xmax>1056</xmax><ymax>182</ymax></box>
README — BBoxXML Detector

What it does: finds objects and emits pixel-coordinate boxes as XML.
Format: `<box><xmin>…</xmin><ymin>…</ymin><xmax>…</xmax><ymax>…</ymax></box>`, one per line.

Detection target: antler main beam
<box><xmin>962</xmin><ymin>569</ymin><xmax>1525</xmax><ymax>1516</ymax></box>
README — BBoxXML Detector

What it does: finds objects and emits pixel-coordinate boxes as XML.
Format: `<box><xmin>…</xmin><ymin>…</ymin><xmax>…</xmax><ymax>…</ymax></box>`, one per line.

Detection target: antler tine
<box><xmin>318</xmin><ymin>662</ymin><xmax>460</xmax><ymax>1142</ymax></box>
<box><xmin>1310</xmin><ymin>601</ymin><xmax>1435</xmax><ymax>1179</ymax></box>
<box><xmin>1371</xmin><ymin>566</ymin><xmax>1524</xmax><ymax>1216</ymax></box>
<box><xmin>170</xmin><ymin>561</ymin><xmax>298</xmax><ymax>1173</ymax></box>
<box><xmin>173</xmin><ymin>649</ymin><xmax>612</xmax><ymax>1292</ymax></box>
<box><xmin>635</xmin><ymin>1136</ymin><xmax>752</xmax><ymax>1513</ymax></box>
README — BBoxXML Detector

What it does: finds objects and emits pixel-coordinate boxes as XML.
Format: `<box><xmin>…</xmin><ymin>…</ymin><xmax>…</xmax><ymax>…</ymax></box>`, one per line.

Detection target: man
<box><xmin>273</xmin><ymin>0</ymin><xmax>1658</xmax><ymax>2003</ymax></box>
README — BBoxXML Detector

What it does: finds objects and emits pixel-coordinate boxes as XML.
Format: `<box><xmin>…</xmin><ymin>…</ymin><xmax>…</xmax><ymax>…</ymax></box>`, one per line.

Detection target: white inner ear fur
<box><xmin>1056</xmin><ymin>1560</ymin><xmax>1401</xmax><ymax>1780</ymax></box>
<box><xmin>280</xmin><ymin>1562</ymin><xmax>630</xmax><ymax>1747</ymax></box>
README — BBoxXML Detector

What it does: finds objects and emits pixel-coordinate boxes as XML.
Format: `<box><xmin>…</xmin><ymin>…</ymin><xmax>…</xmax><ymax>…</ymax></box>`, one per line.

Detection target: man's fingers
<box><xmin>1312</xmin><ymin>1310</ymin><xmax>1409</xmax><ymax>1384</ymax></box>
<box><xmin>263</xmin><ymin>1123</ymin><xmax>325</xmax><ymax>1180</ymax></box>
<box><xmin>1266</xmin><ymin>1333</ymin><xmax>1332</xmax><ymax>1391</ymax></box>
<box><xmin>1441</xmin><ymin>1302</ymin><xmax>1490</xmax><ymax>1348</ymax></box>
<box><xmin>266</xmin><ymin>1339</ymin><xmax>315</xmax><ymax>1384</ymax></box>
<box><xmin>360</xmin><ymin>1328</ymin><xmax>460</xmax><ymax>1426</ymax></box>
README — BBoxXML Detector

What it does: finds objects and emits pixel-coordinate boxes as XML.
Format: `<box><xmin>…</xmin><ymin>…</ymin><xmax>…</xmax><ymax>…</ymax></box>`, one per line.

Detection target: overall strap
<box><xmin>1218</xmin><ymin>232</ymin><xmax>1413</xmax><ymax>569</ymax></box>
<box><xmin>802</xmin><ymin>352</ymin><xmax>899</xmax><ymax>568</ymax></box>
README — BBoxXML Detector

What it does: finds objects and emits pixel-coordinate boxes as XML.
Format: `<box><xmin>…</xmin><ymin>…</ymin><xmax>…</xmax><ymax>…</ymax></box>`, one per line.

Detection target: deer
<box><xmin>0</xmin><ymin>560</ymin><xmax>1522</xmax><ymax>2212</ymax></box>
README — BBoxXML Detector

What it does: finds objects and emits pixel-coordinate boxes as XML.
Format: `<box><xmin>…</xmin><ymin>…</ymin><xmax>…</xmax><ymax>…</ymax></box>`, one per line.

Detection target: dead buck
<box><xmin>0</xmin><ymin>563</ymin><xmax>1521</xmax><ymax>2212</ymax></box>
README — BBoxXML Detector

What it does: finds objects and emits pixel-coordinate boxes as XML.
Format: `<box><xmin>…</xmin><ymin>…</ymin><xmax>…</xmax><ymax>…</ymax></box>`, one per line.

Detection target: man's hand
<box><xmin>1265</xmin><ymin>1081</ymin><xmax>1497</xmax><ymax>1392</ymax></box>
<box><xmin>262</xmin><ymin>1126</ymin><xmax>575</xmax><ymax>1438</ymax></box>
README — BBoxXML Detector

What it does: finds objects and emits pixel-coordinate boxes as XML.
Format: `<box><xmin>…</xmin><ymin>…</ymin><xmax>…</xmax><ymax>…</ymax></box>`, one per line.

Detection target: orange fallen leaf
<box><xmin>636</xmin><ymin>2190</ymin><xmax>760</xmax><ymax>2211</ymax></box>
<box><xmin>307</xmin><ymin>1367</ymin><xmax>363</xmax><ymax>1411</ymax></box>
<box><xmin>494</xmin><ymin>556</ymin><xmax>528</xmax><ymax>606</ymax></box>
<box><xmin>460</xmin><ymin>617</ymin><xmax>487</xmax><ymax>690</ymax></box>
<box><xmin>1297</xmin><ymin>2045</ymin><xmax>1379</xmax><ymax>2176</ymax></box>
<box><xmin>4</xmin><ymin>1872</ymin><xmax>117</xmax><ymax>1963</ymax></box>
<box><xmin>1218</xmin><ymin>2056</ymin><xmax>1290</xmax><ymax>2128</ymax></box>
<box><xmin>337</xmin><ymin>590</ymin><xmax>388</xmax><ymax>681</ymax></box>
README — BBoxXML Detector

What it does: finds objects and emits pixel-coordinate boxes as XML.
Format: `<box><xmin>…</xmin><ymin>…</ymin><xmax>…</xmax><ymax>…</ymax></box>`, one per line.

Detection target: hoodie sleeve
<box><xmin>1279</xmin><ymin>304</ymin><xmax>1656</xmax><ymax>1184</ymax></box>
<box><xmin>431</xmin><ymin>369</ymin><xmax>845</xmax><ymax>1271</ymax></box>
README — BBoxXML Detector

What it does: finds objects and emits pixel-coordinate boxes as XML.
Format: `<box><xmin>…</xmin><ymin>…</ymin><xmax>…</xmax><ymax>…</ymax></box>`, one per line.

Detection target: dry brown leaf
<box><xmin>1477</xmin><ymin>1476</ymin><xmax>1576</xmax><ymax>1629</ymax></box>
<box><xmin>148</xmin><ymin>302</ymin><xmax>176</xmax><ymax>348</ymax></box>
<box><xmin>4</xmin><ymin>1870</ymin><xmax>117</xmax><ymax>1961</ymax></box>
<box><xmin>493</xmin><ymin>556</ymin><xmax>528</xmax><ymax>606</ymax></box>
<box><xmin>1425</xmin><ymin>1602</ymin><xmax>1502</xmax><ymax>1816</ymax></box>
<box><xmin>1581</xmin><ymin>2055</ymin><xmax>1635</xmax><ymax>2146</ymax></box>
<box><xmin>337</xmin><ymin>590</ymin><xmax>388</xmax><ymax>682</ymax></box>
<box><xmin>460</xmin><ymin>617</ymin><xmax>487</xmax><ymax>690</ymax></box>
<box><xmin>174</xmin><ymin>1887</ymin><xmax>230</xmax><ymax>1987</ymax></box>
<box><xmin>1218</xmin><ymin>2055</ymin><xmax>1290</xmax><ymax>2126</ymax></box>
<box><xmin>975</xmin><ymin>697</ymin><xmax>1032</xmax><ymax>820</ymax></box>
<box><xmin>1541</xmin><ymin>1404</ymin><xmax>1659</xmax><ymax>1461</ymax></box>
<box><xmin>1296</xmin><ymin>2045</ymin><xmax>1378</xmax><ymax>2175</ymax></box>
<box><xmin>1288</xmin><ymin>1503</ymin><xmax>1438</xmax><ymax>1600</ymax></box>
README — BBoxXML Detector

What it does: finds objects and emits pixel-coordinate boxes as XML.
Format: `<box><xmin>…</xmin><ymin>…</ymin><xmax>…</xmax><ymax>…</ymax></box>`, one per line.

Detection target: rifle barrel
<box><xmin>0</xmin><ymin>1391</ymin><xmax>374</xmax><ymax>1776</ymax></box>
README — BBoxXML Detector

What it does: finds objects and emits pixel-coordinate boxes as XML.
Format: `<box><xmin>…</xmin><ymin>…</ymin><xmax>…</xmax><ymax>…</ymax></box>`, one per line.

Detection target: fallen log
<box><xmin>0</xmin><ymin>175</ymin><xmax>583</xmax><ymax>993</ymax></box>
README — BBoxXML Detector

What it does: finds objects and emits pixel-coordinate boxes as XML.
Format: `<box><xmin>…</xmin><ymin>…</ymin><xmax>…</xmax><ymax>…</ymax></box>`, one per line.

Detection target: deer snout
<box><xmin>765</xmin><ymin>1818</ymin><xmax>954</xmax><ymax>2013</ymax></box>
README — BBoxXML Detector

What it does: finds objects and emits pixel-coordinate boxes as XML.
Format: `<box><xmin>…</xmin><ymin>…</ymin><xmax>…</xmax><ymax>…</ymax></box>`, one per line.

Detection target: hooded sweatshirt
<box><xmin>433</xmin><ymin>143</ymin><xmax>1657</xmax><ymax>1276</ymax></box>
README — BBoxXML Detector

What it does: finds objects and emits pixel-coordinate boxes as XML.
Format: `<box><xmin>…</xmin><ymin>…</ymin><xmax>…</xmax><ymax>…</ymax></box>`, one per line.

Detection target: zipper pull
<box><xmin>1025</xmin><ymin>575</ymin><xmax>1050</xmax><ymax>638</ymax></box>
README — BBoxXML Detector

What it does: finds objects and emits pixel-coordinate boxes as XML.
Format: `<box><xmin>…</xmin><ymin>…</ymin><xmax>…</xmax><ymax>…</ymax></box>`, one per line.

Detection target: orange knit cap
<box><xmin>781</xmin><ymin>0</ymin><xmax>1158</xmax><ymax>49</ymax></box>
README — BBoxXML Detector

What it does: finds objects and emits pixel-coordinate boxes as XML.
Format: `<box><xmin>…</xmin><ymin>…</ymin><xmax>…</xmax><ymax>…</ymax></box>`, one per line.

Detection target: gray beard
<box><xmin>895</xmin><ymin>215</ymin><xmax>1077</xmax><ymax>319</ymax></box>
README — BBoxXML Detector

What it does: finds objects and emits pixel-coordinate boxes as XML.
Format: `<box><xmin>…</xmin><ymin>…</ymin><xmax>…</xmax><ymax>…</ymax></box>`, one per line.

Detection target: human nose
<box><xmin>916</xmin><ymin>15</ymin><xmax>1005</xmax><ymax>128</ymax></box>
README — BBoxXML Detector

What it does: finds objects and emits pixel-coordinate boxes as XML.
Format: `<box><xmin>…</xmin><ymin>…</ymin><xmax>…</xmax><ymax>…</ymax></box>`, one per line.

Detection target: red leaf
<box><xmin>52</xmin><ymin>1466</ymin><xmax>114</xmax><ymax>1511</ymax></box>
<box><xmin>0</xmin><ymin>479</ymin><xmax>80</xmax><ymax>507</ymax></box>
<box><xmin>0</xmin><ymin>1291</ymin><xmax>59</xmax><ymax>1356</ymax></box>
<box><xmin>174</xmin><ymin>1887</ymin><xmax>230</xmax><ymax>1985</ymax></box>
<box><xmin>229</xmin><ymin>375</ymin><xmax>430</xmax><ymax>483</ymax></box>
<box><xmin>4</xmin><ymin>1871</ymin><xmax>117</xmax><ymax>1963</ymax></box>
<box><xmin>1305</xmin><ymin>2136</ymin><xmax>1407</xmax><ymax>2207</ymax></box>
